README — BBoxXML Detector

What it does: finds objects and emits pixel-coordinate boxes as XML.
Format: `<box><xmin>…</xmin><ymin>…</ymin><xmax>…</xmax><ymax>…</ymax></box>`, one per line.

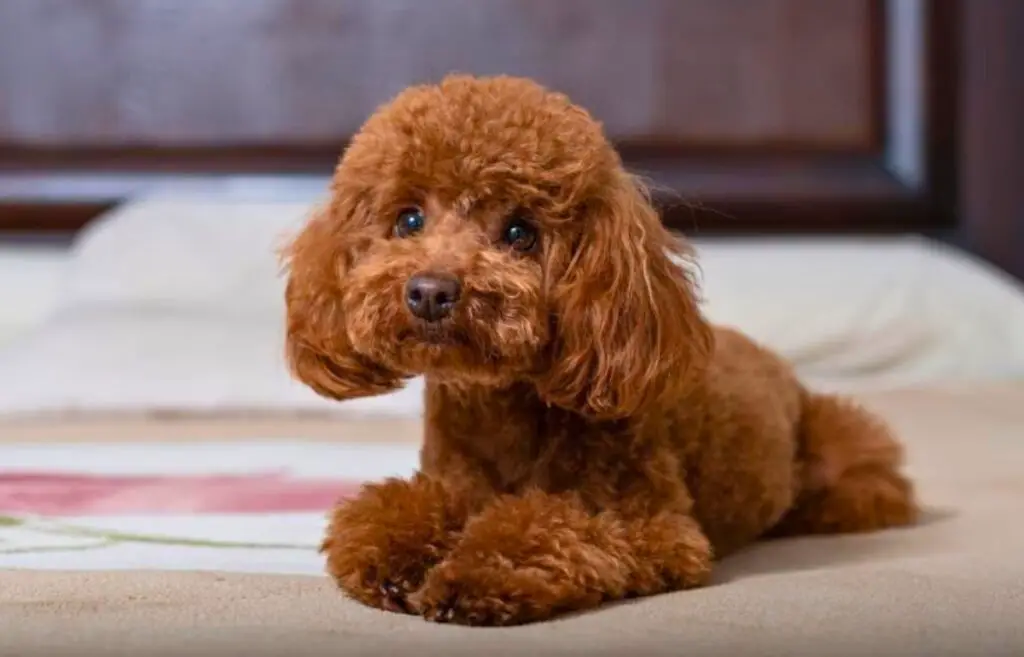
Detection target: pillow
<box><xmin>693</xmin><ymin>236</ymin><xmax>1024</xmax><ymax>391</ymax></box>
<box><xmin>55</xmin><ymin>197</ymin><xmax>311</xmax><ymax>317</ymax></box>
<box><xmin>1</xmin><ymin>197</ymin><xmax>1023</xmax><ymax>418</ymax></box>
<box><xmin>0</xmin><ymin>243</ymin><xmax>68</xmax><ymax>346</ymax></box>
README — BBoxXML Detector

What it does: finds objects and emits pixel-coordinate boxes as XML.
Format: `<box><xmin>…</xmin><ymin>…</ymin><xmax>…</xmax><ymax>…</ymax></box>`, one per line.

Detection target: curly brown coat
<box><xmin>282</xmin><ymin>75</ymin><xmax>917</xmax><ymax>626</ymax></box>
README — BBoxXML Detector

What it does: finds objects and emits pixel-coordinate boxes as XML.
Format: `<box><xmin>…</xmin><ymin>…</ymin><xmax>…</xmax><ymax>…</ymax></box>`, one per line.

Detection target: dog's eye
<box><xmin>394</xmin><ymin>208</ymin><xmax>425</xmax><ymax>238</ymax></box>
<box><xmin>502</xmin><ymin>218</ymin><xmax>538</xmax><ymax>253</ymax></box>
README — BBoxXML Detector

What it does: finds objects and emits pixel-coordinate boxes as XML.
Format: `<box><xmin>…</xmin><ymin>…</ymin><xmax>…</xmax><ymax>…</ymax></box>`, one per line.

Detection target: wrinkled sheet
<box><xmin>1</xmin><ymin>384</ymin><xmax>1022</xmax><ymax>656</ymax></box>
<box><xmin>5</xmin><ymin>198</ymin><xmax>1024</xmax><ymax>419</ymax></box>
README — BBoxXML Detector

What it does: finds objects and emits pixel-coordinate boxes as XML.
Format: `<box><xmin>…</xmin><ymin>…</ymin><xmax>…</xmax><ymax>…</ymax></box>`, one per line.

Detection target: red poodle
<box><xmin>282</xmin><ymin>75</ymin><xmax>917</xmax><ymax>626</ymax></box>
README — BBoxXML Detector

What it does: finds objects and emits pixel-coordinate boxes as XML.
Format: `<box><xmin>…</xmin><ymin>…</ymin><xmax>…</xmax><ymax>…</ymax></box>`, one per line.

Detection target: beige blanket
<box><xmin>2</xmin><ymin>384</ymin><xmax>1023</xmax><ymax>656</ymax></box>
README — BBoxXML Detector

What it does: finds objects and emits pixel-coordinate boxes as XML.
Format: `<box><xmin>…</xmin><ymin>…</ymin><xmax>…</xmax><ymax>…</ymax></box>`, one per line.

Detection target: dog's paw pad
<box><xmin>418</xmin><ymin>583</ymin><xmax>520</xmax><ymax>626</ymax></box>
<box><xmin>425</xmin><ymin>598</ymin><xmax>457</xmax><ymax>624</ymax></box>
<box><xmin>379</xmin><ymin>579</ymin><xmax>416</xmax><ymax>614</ymax></box>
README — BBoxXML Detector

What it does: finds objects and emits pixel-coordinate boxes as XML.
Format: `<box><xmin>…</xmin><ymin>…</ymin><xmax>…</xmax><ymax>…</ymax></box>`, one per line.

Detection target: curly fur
<box><xmin>282</xmin><ymin>75</ymin><xmax>918</xmax><ymax>626</ymax></box>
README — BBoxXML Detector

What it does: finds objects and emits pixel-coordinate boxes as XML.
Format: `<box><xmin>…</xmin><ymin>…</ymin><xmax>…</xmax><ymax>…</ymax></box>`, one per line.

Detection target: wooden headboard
<box><xmin>1</xmin><ymin>0</ymin><xmax>1021</xmax><ymax>279</ymax></box>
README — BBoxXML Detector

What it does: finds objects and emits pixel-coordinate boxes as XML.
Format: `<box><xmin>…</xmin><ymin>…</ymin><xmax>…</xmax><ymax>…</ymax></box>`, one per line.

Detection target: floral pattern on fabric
<box><xmin>0</xmin><ymin>472</ymin><xmax>361</xmax><ymax>555</ymax></box>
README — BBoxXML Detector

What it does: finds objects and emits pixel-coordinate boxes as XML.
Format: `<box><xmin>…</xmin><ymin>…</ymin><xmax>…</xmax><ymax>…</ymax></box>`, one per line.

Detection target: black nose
<box><xmin>405</xmin><ymin>273</ymin><xmax>461</xmax><ymax>322</ymax></box>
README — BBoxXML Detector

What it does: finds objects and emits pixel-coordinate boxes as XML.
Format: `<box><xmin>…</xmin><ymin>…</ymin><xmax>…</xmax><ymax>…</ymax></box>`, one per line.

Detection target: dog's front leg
<box><xmin>322</xmin><ymin>473</ymin><xmax>468</xmax><ymax>614</ymax></box>
<box><xmin>411</xmin><ymin>489</ymin><xmax>712</xmax><ymax>626</ymax></box>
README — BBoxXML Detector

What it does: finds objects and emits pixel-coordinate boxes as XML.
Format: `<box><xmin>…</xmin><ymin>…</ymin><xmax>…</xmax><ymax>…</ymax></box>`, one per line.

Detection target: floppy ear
<box><xmin>281</xmin><ymin>202</ymin><xmax>403</xmax><ymax>401</ymax></box>
<box><xmin>537</xmin><ymin>174</ymin><xmax>714</xmax><ymax>420</ymax></box>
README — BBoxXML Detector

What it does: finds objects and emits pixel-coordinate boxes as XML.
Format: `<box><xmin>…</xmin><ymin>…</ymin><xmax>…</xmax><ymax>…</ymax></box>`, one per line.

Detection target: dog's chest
<box><xmin>423</xmin><ymin>382</ymin><xmax>614</xmax><ymax>494</ymax></box>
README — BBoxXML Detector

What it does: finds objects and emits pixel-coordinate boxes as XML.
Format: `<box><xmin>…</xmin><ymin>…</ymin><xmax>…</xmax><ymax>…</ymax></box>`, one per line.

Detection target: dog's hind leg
<box><xmin>768</xmin><ymin>392</ymin><xmax>918</xmax><ymax>537</ymax></box>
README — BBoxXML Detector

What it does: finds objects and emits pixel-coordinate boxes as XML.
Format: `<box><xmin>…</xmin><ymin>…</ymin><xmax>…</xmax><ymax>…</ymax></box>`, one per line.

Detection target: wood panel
<box><xmin>958</xmin><ymin>0</ymin><xmax>1024</xmax><ymax>281</ymax></box>
<box><xmin>0</xmin><ymin>0</ymin><xmax>873</xmax><ymax>149</ymax></box>
<box><xmin>0</xmin><ymin>0</ymin><xmax>957</xmax><ymax>238</ymax></box>
<box><xmin>657</xmin><ymin>0</ymin><xmax>874</xmax><ymax>149</ymax></box>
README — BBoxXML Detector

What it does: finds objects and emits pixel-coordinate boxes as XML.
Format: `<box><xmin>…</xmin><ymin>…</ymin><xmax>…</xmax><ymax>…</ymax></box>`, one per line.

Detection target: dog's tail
<box><xmin>768</xmin><ymin>390</ymin><xmax>918</xmax><ymax>537</ymax></box>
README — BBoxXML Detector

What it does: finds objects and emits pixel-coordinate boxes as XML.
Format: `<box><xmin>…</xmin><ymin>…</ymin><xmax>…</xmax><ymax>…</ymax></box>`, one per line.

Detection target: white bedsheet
<box><xmin>2</xmin><ymin>197</ymin><xmax>1024</xmax><ymax>418</ymax></box>
<box><xmin>0</xmin><ymin>242</ymin><xmax>67</xmax><ymax>346</ymax></box>
<box><xmin>0</xmin><ymin>440</ymin><xmax>418</xmax><ymax>574</ymax></box>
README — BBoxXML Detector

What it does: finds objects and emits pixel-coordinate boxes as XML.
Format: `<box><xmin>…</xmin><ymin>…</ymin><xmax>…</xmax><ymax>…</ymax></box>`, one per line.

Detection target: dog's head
<box><xmin>283</xmin><ymin>75</ymin><xmax>712</xmax><ymax>420</ymax></box>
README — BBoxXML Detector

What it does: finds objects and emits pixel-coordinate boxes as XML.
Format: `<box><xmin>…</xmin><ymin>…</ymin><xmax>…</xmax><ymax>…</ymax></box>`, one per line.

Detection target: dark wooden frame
<box><xmin>957</xmin><ymin>0</ymin><xmax>1024</xmax><ymax>281</ymax></box>
<box><xmin>651</xmin><ymin>0</ymin><xmax>958</xmax><ymax>235</ymax></box>
<box><xmin>1</xmin><ymin>0</ymin><xmax>1021</xmax><ymax>280</ymax></box>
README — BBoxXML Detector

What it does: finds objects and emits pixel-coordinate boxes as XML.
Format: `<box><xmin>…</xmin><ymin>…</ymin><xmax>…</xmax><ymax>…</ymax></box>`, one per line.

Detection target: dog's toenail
<box><xmin>380</xmin><ymin>581</ymin><xmax>411</xmax><ymax>613</ymax></box>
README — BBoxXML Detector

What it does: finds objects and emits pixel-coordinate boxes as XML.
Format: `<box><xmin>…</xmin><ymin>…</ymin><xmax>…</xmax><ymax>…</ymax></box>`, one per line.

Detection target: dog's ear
<box><xmin>537</xmin><ymin>174</ymin><xmax>714</xmax><ymax>420</ymax></box>
<box><xmin>280</xmin><ymin>201</ymin><xmax>403</xmax><ymax>401</ymax></box>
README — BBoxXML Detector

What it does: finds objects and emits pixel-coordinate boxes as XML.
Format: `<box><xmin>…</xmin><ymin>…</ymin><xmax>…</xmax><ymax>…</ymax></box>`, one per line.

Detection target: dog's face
<box><xmin>333</xmin><ymin>189</ymin><xmax>551</xmax><ymax>386</ymax></box>
<box><xmin>284</xmin><ymin>76</ymin><xmax>712</xmax><ymax>420</ymax></box>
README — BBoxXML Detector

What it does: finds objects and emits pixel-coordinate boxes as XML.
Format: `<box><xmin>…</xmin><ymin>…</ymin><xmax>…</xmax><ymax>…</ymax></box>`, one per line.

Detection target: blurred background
<box><xmin>0</xmin><ymin>0</ymin><xmax>1022</xmax><ymax>413</ymax></box>
<box><xmin>0</xmin><ymin>0</ymin><xmax>1018</xmax><ymax>241</ymax></box>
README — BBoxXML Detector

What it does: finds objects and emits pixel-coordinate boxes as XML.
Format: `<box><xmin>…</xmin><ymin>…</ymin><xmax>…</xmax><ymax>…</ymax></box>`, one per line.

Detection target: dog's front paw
<box><xmin>322</xmin><ymin>475</ymin><xmax>461</xmax><ymax>613</ymax></box>
<box><xmin>410</xmin><ymin>491</ymin><xmax>630</xmax><ymax>626</ymax></box>
<box><xmin>412</xmin><ymin>559</ymin><xmax>545</xmax><ymax>626</ymax></box>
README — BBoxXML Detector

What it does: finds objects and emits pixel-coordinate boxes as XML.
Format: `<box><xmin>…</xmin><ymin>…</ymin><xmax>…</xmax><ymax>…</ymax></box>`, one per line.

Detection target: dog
<box><xmin>282</xmin><ymin>75</ymin><xmax>918</xmax><ymax>626</ymax></box>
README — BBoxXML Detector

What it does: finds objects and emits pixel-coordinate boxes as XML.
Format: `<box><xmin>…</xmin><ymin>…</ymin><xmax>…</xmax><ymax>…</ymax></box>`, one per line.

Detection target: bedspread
<box><xmin>1</xmin><ymin>384</ymin><xmax>1022</xmax><ymax>656</ymax></box>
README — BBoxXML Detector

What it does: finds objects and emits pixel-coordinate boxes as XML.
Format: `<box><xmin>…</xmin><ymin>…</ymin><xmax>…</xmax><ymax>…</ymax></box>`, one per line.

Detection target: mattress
<box><xmin>1</xmin><ymin>383</ymin><xmax>1022</xmax><ymax>657</ymax></box>
<box><xmin>3</xmin><ymin>199</ymin><xmax>1024</xmax><ymax>654</ymax></box>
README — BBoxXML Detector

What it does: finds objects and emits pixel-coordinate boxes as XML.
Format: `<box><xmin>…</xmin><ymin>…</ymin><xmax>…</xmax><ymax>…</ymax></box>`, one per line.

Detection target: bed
<box><xmin>1</xmin><ymin>198</ymin><xmax>1024</xmax><ymax>656</ymax></box>
<box><xmin>0</xmin><ymin>384</ymin><xmax>1021</xmax><ymax>657</ymax></box>
<box><xmin>3</xmin><ymin>2</ymin><xmax>1024</xmax><ymax>654</ymax></box>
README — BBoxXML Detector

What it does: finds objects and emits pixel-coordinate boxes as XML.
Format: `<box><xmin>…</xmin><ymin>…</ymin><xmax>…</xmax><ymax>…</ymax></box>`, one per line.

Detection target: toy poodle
<box><xmin>282</xmin><ymin>74</ymin><xmax>918</xmax><ymax>626</ymax></box>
